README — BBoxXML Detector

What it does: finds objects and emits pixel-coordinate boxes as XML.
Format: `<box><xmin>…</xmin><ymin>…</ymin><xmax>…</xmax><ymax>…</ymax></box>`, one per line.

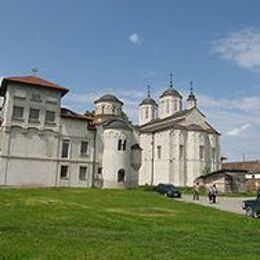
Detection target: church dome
<box><xmin>94</xmin><ymin>94</ymin><xmax>123</xmax><ymax>105</ymax></box>
<box><xmin>160</xmin><ymin>87</ymin><xmax>182</xmax><ymax>98</ymax></box>
<box><xmin>139</xmin><ymin>96</ymin><xmax>157</xmax><ymax>106</ymax></box>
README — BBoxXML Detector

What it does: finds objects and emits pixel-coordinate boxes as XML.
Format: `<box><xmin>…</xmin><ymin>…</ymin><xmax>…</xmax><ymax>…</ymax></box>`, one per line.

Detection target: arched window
<box><xmin>118</xmin><ymin>139</ymin><xmax>122</xmax><ymax>151</ymax></box>
<box><xmin>122</xmin><ymin>140</ymin><xmax>127</xmax><ymax>151</ymax></box>
<box><xmin>112</xmin><ymin>105</ymin><xmax>116</xmax><ymax>114</ymax></box>
<box><xmin>145</xmin><ymin>107</ymin><xmax>149</xmax><ymax>119</ymax></box>
<box><xmin>166</xmin><ymin>100</ymin><xmax>170</xmax><ymax>113</ymax></box>
<box><xmin>101</xmin><ymin>105</ymin><xmax>105</xmax><ymax>114</ymax></box>
<box><xmin>117</xmin><ymin>139</ymin><xmax>127</xmax><ymax>151</ymax></box>
<box><xmin>117</xmin><ymin>169</ymin><xmax>125</xmax><ymax>182</ymax></box>
<box><xmin>174</xmin><ymin>100</ymin><xmax>178</xmax><ymax>111</ymax></box>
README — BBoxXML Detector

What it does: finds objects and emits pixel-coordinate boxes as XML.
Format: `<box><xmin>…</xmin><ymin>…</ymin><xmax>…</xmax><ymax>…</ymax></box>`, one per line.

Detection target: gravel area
<box><xmin>178</xmin><ymin>194</ymin><xmax>255</xmax><ymax>215</ymax></box>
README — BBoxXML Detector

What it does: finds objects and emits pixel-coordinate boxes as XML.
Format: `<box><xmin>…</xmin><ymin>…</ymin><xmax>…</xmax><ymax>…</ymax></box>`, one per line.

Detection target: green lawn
<box><xmin>0</xmin><ymin>188</ymin><xmax>259</xmax><ymax>259</ymax></box>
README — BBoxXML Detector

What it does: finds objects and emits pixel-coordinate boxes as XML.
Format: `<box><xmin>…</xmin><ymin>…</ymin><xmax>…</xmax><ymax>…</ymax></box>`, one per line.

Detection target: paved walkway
<box><xmin>178</xmin><ymin>194</ymin><xmax>255</xmax><ymax>215</ymax></box>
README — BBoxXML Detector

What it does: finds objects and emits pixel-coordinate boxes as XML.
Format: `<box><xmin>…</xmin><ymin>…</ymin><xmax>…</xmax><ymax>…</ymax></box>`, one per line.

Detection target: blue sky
<box><xmin>0</xmin><ymin>0</ymin><xmax>260</xmax><ymax>161</ymax></box>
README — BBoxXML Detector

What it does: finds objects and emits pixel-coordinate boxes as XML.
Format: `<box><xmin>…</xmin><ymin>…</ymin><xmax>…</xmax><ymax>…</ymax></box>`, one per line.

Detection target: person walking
<box><xmin>208</xmin><ymin>185</ymin><xmax>213</xmax><ymax>204</ymax></box>
<box><xmin>212</xmin><ymin>184</ymin><xmax>218</xmax><ymax>204</ymax></box>
<box><xmin>193</xmin><ymin>182</ymin><xmax>200</xmax><ymax>201</ymax></box>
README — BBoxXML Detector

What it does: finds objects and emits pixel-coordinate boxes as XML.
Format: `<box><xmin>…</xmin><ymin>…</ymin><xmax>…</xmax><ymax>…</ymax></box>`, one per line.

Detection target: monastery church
<box><xmin>0</xmin><ymin>75</ymin><xmax>220</xmax><ymax>188</ymax></box>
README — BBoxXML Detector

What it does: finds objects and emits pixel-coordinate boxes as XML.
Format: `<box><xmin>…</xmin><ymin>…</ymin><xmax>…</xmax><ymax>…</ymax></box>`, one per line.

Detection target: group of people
<box><xmin>193</xmin><ymin>183</ymin><xmax>218</xmax><ymax>204</ymax></box>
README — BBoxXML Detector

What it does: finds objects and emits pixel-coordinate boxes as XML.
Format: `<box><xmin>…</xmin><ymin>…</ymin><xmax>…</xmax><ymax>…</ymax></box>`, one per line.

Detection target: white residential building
<box><xmin>0</xmin><ymin>76</ymin><xmax>141</xmax><ymax>188</ymax></box>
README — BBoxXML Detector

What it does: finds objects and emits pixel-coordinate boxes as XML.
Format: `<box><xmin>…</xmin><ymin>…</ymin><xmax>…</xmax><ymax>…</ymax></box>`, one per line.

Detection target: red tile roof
<box><xmin>1</xmin><ymin>76</ymin><xmax>69</xmax><ymax>97</ymax></box>
<box><xmin>60</xmin><ymin>107</ymin><xmax>94</xmax><ymax>122</ymax></box>
<box><xmin>222</xmin><ymin>161</ymin><xmax>260</xmax><ymax>173</ymax></box>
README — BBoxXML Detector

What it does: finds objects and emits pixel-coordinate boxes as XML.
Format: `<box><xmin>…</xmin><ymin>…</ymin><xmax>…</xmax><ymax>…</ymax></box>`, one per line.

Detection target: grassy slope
<box><xmin>0</xmin><ymin>188</ymin><xmax>259</xmax><ymax>259</ymax></box>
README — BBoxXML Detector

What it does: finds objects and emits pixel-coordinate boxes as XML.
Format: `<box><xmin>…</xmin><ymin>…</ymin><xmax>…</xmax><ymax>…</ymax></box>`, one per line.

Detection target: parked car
<box><xmin>242</xmin><ymin>193</ymin><xmax>260</xmax><ymax>218</ymax></box>
<box><xmin>156</xmin><ymin>183</ymin><xmax>182</xmax><ymax>198</ymax></box>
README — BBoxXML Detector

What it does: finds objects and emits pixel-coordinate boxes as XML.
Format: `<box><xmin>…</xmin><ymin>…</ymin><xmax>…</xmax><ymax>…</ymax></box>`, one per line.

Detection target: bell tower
<box><xmin>159</xmin><ymin>73</ymin><xmax>183</xmax><ymax>119</ymax></box>
<box><xmin>139</xmin><ymin>85</ymin><xmax>158</xmax><ymax>126</ymax></box>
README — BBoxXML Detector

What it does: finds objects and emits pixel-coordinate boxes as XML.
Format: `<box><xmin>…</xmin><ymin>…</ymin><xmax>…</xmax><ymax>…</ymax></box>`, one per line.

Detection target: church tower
<box><xmin>159</xmin><ymin>73</ymin><xmax>182</xmax><ymax>119</ymax></box>
<box><xmin>139</xmin><ymin>85</ymin><xmax>158</xmax><ymax>126</ymax></box>
<box><xmin>187</xmin><ymin>81</ymin><xmax>197</xmax><ymax>109</ymax></box>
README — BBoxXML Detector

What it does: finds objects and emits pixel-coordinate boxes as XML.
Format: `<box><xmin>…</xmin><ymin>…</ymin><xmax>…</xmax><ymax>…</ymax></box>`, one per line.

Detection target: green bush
<box><xmin>138</xmin><ymin>184</ymin><xmax>156</xmax><ymax>191</ymax></box>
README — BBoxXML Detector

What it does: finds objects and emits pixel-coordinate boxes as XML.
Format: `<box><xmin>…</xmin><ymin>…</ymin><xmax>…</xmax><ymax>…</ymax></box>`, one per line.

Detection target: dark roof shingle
<box><xmin>61</xmin><ymin>107</ymin><xmax>93</xmax><ymax>122</ymax></box>
<box><xmin>94</xmin><ymin>94</ymin><xmax>123</xmax><ymax>105</ymax></box>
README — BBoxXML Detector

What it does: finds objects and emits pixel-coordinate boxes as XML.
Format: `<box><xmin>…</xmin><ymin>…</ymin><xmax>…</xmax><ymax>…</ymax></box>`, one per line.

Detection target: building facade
<box><xmin>0</xmin><ymin>75</ymin><xmax>220</xmax><ymax>188</ymax></box>
<box><xmin>0</xmin><ymin>76</ymin><xmax>141</xmax><ymax>188</ymax></box>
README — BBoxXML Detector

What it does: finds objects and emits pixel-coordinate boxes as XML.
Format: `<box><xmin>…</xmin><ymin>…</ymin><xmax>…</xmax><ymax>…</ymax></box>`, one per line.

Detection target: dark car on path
<box><xmin>242</xmin><ymin>193</ymin><xmax>260</xmax><ymax>218</ymax></box>
<box><xmin>156</xmin><ymin>183</ymin><xmax>182</xmax><ymax>198</ymax></box>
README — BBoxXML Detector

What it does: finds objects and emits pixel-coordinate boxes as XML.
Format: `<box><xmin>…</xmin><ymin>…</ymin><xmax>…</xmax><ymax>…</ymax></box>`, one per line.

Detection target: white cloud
<box><xmin>212</xmin><ymin>28</ymin><xmax>260</xmax><ymax>71</ymax></box>
<box><xmin>226</xmin><ymin>123</ymin><xmax>251</xmax><ymax>136</ymax></box>
<box><xmin>128</xmin><ymin>33</ymin><xmax>142</xmax><ymax>45</ymax></box>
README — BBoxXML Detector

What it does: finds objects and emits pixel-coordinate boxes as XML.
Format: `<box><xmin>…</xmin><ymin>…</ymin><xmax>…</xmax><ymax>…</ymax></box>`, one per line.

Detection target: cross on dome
<box><xmin>147</xmin><ymin>85</ymin><xmax>151</xmax><ymax>97</ymax></box>
<box><xmin>169</xmin><ymin>72</ymin><xmax>173</xmax><ymax>88</ymax></box>
<box><xmin>190</xmin><ymin>81</ymin><xmax>193</xmax><ymax>94</ymax></box>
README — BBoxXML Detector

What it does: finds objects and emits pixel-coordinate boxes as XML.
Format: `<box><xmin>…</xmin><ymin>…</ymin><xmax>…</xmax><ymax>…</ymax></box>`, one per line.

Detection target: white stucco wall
<box><xmin>139</xmin><ymin>104</ymin><xmax>157</xmax><ymax>126</ymax></box>
<box><xmin>58</xmin><ymin>118</ymin><xmax>95</xmax><ymax>188</ymax></box>
<box><xmin>138</xmin><ymin>108</ymin><xmax>221</xmax><ymax>187</ymax></box>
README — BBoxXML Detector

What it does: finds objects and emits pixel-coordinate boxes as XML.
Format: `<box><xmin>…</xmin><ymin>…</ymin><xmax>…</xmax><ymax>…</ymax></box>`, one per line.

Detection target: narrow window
<box><xmin>199</xmin><ymin>145</ymin><xmax>204</xmax><ymax>160</ymax></box>
<box><xmin>15</xmin><ymin>88</ymin><xmax>26</xmax><ymax>98</ymax></box>
<box><xmin>60</xmin><ymin>165</ymin><xmax>69</xmax><ymax>179</ymax></box>
<box><xmin>79</xmin><ymin>166</ymin><xmax>87</xmax><ymax>180</ymax></box>
<box><xmin>61</xmin><ymin>140</ymin><xmax>70</xmax><ymax>158</ymax></box>
<box><xmin>112</xmin><ymin>105</ymin><xmax>116</xmax><ymax>114</ymax></box>
<box><xmin>118</xmin><ymin>139</ymin><xmax>122</xmax><ymax>151</ymax></box>
<box><xmin>166</xmin><ymin>100</ymin><xmax>170</xmax><ymax>113</ymax></box>
<box><xmin>157</xmin><ymin>145</ymin><xmax>162</xmax><ymax>159</ymax></box>
<box><xmin>29</xmin><ymin>108</ymin><xmax>40</xmax><ymax>121</ymax></box>
<box><xmin>80</xmin><ymin>141</ymin><xmax>89</xmax><ymax>155</ymax></box>
<box><xmin>174</xmin><ymin>100</ymin><xmax>178</xmax><ymax>111</ymax></box>
<box><xmin>212</xmin><ymin>148</ymin><xmax>216</xmax><ymax>160</ymax></box>
<box><xmin>97</xmin><ymin>167</ymin><xmax>102</xmax><ymax>174</ymax></box>
<box><xmin>12</xmin><ymin>106</ymin><xmax>24</xmax><ymax>119</ymax></box>
<box><xmin>45</xmin><ymin>111</ymin><xmax>55</xmax><ymax>123</ymax></box>
<box><xmin>122</xmin><ymin>140</ymin><xmax>127</xmax><ymax>151</ymax></box>
<box><xmin>179</xmin><ymin>145</ymin><xmax>184</xmax><ymax>159</ymax></box>
<box><xmin>145</xmin><ymin>107</ymin><xmax>149</xmax><ymax>119</ymax></box>
<box><xmin>117</xmin><ymin>169</ymin><xmax>125</xmax><ymax>182</ymax></box>
<box><xmin>101</xmin><ymin>105</ymin><xmax>105</xmax><ymax>114</ymax></box>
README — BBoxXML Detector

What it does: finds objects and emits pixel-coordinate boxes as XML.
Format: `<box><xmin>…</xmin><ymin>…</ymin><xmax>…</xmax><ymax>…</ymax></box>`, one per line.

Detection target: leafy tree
<box><xmin>202</xmin><ymin>166</ymin><xmax>211</xmax><ymax>176</ymax></box>
<box><xmin>84</xmin><ymin>110</ymin><xmax>95</xmax><ymax>117</ymax></box>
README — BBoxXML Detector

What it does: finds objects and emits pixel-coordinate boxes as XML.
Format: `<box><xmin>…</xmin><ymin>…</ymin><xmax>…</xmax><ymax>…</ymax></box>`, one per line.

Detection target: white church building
<box><xmin>138</xmin><ymin>80</ymin><xmax>221</xmax><ymax>187</ymax></box>
<box><xmin>0</xmin><ymin>75</ymin><xmax>220</xmax><ymax>188</ymax></box>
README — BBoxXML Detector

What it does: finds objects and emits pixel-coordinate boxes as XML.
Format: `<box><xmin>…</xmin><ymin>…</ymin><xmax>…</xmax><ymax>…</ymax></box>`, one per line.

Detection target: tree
<box><xmin>84</xmin><ymin>110</ymin><xmax>95</xmax><ymax>117</ymax></box>
<box><xmin>202</xmin><ymin>166</ymin><xmax>211</xmax><ymax>176</ymax></box>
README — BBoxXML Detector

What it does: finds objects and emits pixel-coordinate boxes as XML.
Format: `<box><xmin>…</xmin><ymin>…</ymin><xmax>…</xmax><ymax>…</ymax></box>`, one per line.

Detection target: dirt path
<box><xmin>178</xmin><ymin>194</ymin><xmax>255</xmax><ymax>215</ymax></box>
